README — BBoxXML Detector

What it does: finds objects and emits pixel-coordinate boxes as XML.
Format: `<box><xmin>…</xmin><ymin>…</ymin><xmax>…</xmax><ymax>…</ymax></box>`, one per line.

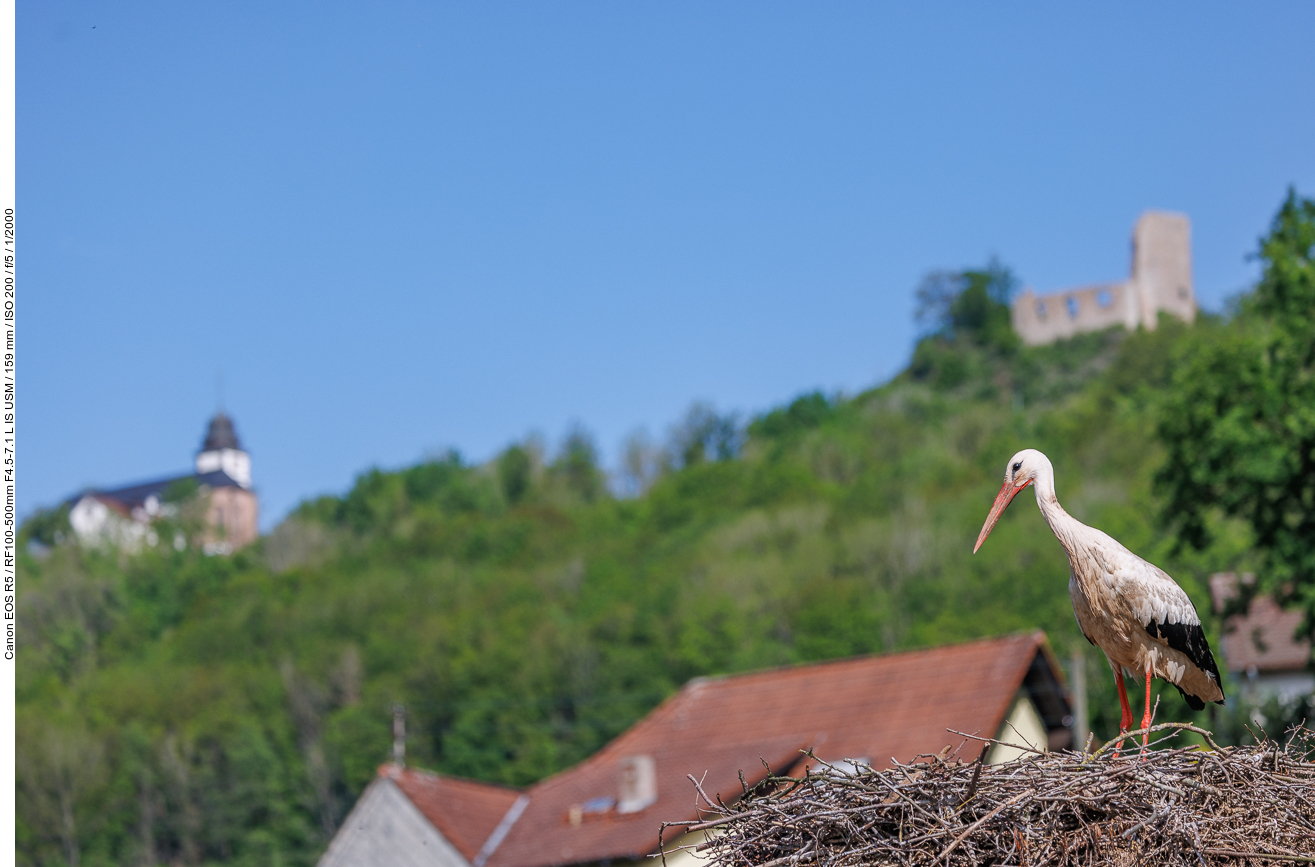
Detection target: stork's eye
<box><xmin>1012</xmin><ymin>462</ymin><xmax>1022</xmax><ymax>472</ymax></box>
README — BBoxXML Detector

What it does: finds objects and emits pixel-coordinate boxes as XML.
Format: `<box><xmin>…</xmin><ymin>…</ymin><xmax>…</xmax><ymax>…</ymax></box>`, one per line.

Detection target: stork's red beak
<box><xmin>973</xmin><ymin>479</ymin><xmax>1031</xmax><ymax>553</ymax></box>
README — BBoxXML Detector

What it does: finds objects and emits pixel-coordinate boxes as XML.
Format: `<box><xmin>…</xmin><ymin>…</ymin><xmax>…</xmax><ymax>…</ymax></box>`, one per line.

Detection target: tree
<box><xmin>17</xmin><ymin>722</ymin><xmax>107</xmax><ymax>867</ymax></box>
<box><xmin>668</xmin><ymin>403</ymin><xmax>741</xmax><ymax>467</ymax></box>
<box><xmin>1156</xmin><ymin>189</ymin><xmax>1315</xmax><ymax>640</ymax></box>
<box><xmin>498</xmin><ymin>445</ymin><xmax>534</xmax><ymax>505</ymax></box>
<box><xmin>618</xmin><ymin>429</ymin><xmax>664</xmax><ymax>497</ymax></box>
<box><xmin>18</xmin><ymin>505</ymin><xmax>71</xmax><ymax>549</ymax></box>
<box><xmin>913</xmin><ymin>257</ymin><xmax>1019</xmax><ymax>350</ymax></box>
<box><xmin>909</xmin><ymin>258</ymin><xmax>1021</xmax><ymax>389</ymax></box>
<box><xmin>551</xmin><ymin>428</ymin><xmax>605</xmax><ymax>502</ymax></box>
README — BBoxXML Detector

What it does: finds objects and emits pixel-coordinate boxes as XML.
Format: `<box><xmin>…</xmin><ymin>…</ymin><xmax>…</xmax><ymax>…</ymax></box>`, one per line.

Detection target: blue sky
<box><xmin>22</xmin><ymin>2</ymin><xmax>1315</xmax><ymax>529</ymax></box>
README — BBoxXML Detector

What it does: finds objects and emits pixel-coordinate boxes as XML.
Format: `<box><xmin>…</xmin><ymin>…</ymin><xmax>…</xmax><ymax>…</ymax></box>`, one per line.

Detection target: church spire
<box><xmin>196</xmin><ymin>413</ymin><xmax>252</xmax><ymax>488</ymax></box>
<box><xmin>202</xmin><ymin>413</ymin><xmax>241</xmax><ymax>451</ymax></box>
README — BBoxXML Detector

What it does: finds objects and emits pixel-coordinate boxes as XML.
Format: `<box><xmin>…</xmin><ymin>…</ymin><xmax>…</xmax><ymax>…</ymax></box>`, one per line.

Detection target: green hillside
<box><xmin>18</xmin><ymin>195</ymin><xmax>1313</xmax><ymax>867</ymax></box>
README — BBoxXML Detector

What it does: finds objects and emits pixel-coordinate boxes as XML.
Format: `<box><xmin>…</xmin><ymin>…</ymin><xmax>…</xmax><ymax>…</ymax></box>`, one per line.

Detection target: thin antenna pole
<box><xmin>392</xmin><ymin>704</ymin><xmax>405</xmax><ymax>770</ymax></box>
<box><xmin>1070</xmin><ymin>650</ymin><xmax>1089</xmax><ymax>751</ymax></box>
<box><xmin>216</xmin><ymin>369</ymin><xmax>225</xmax><ymax>413</ymax></box>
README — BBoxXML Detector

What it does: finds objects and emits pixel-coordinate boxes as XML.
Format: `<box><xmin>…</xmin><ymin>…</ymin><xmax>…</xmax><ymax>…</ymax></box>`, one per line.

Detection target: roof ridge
<box><xmin>692</xmin><ymin>632</ymin><xmax>1043</xmax><ymax>684</ymax></box>
<box><xmin>380</xmin><ymin>763</ymin><xmax>526</xmax><ymax>792</ymax></box>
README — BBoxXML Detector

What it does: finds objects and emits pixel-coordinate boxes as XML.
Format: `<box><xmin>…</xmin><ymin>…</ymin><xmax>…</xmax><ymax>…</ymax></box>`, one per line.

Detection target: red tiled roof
<box><xmin>384</xmin><ymin>766</ymin><xmax>523</xmax><ymax>862</ymax></box>
<box><xmin>1210</xmin><ymin>573</ymin><xmax>1311</xmax><ymax>673</ymax></box>
<box><xmin>474</xmin><ymin>631</ymin><xmax>1055</xmax><ymax>867</ymax></box>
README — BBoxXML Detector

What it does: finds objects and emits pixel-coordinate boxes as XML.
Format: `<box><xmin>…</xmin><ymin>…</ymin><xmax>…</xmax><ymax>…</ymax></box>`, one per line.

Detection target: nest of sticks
<box><xmin>660</xmin><ymin>723</ymin><xmax>1315</xmax><ymax>866</ymax></box>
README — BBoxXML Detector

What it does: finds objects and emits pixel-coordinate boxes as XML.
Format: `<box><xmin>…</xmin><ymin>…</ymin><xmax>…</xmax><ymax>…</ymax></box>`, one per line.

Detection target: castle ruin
<box><xmin>1011</xmin><ymin>211</ymin><xmax>1195</xmax><ymax>346</ymax></box>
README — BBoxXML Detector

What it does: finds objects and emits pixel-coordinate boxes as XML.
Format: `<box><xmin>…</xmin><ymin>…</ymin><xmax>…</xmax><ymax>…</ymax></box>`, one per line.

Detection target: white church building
<box><xmin>68</xmin><ymin>412</ymin><xmax>259</xmax><ymax>553</ymax></box>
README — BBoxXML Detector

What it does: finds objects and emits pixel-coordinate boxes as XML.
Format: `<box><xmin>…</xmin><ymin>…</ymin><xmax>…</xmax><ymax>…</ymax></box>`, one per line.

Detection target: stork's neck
<box><xmin>1031</xmin><ymin>466</ymin><xmax>1085</xmax><ymax>552</ymax></box>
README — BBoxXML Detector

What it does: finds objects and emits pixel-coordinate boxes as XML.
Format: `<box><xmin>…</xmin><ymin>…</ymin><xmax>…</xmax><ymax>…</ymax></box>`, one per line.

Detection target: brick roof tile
<box><xmin>1210</xmin><ymin>573</ymin><xmax>1311</xmax><ymax>673</ymax></box>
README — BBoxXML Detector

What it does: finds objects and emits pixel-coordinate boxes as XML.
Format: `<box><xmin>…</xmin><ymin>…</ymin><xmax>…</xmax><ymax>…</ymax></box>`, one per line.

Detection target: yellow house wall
<box><xmin>986</xmin><ymin>694</ymin><xmax>1048</xmax><ymax>764</ymax></box>
<box><xmin>657</xmin><ymin>830</ymin><xmax>715</xmax><ymax>867</ymax></box>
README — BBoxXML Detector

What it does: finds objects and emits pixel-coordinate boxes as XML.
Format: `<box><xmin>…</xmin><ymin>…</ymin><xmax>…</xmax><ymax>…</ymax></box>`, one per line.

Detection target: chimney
<box><xmin>617</xmin><ymin>755</ymin><xmax>656</xmax><ymax>814</ymax></box>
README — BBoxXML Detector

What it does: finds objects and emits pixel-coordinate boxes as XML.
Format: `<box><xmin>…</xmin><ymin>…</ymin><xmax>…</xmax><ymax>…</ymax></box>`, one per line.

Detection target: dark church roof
<box><xmin>68</xmin><ymin>470</ymin><xmax>244</xmax><ymax>509</ymax></box>
<box><xmin>201</xmin><ymin>413</ymin><xmax>242</xmax><ymax>452</ymax></box>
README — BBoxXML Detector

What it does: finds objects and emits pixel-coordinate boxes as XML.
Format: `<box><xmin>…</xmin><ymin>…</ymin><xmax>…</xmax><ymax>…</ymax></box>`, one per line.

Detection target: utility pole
<box><xmin>1070</xmin><ymin>650</ymin><xmax>1089</xmax><ymax>751</ymax></box>
<box><xmin>392</xmin><ymin>704</ymin><xmax>406</xmax><ymax>772</ymax></box>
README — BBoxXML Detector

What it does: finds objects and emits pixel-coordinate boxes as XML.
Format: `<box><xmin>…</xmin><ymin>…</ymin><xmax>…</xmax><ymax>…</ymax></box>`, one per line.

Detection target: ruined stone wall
<box><xmin>1011</xmin><ymin>211</ymin><xmax>1195</xmax><ymax>346</ymax></box>
<box><xmin>1011</xmin><ymin>281</ymin><xmax>1138</xmax><ymax>345</ymax></box>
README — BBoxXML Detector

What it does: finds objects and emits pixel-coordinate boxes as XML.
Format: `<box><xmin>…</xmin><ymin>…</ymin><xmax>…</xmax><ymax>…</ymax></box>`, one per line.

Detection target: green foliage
<box><xmin>19</xmin><ymin>504</ymin><xmax>71</xmax><ymax>548</ymax></box>
<box><xmin>950</xmin><ymin>261</ymin><xmax>1021</xmax><ymax>353</ymax></box>
<box><xmin>910</xmin><ymin>260</ymin><xmax>1022</xmax><ymax>390</ymax></box>
<box><xmin>498</xmin><ymin>445</ymin><xmax>533</xmax><ymax>505</ymax></box>
<box><xmin>669</xmin><ymin>403</ymin><xmax>743</xmax><ymax>467</ymax></box>
<box><xmin>163</xmin><ymin>477</ymin><xmax>201</xmax><ymax>504</ymax></box>
<box><xmin>1156</xmin><ymin>189</ymin><xmax>1315</xmax><ymax>640</ymax></box>
<box><xmin>748</xmin><ymin>391</ymin><xmax>836</xmax><ymax>442</ymax></box>
<box><xmin>549</xmin><ymin>429</ymin><xmax>606</xmax><ymax>502</ymax></box>
<box><xmin>1207</xmin><ymin>683</ymin><xmax>1313</xmax><ymax>750</ymax></box>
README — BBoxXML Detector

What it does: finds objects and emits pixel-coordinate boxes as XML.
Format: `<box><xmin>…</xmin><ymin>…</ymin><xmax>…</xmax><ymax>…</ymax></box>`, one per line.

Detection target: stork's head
<box><xmin>973</xmin><ymin>448</ymin><xmax>1049</xmax><ymax>553</ymax></box>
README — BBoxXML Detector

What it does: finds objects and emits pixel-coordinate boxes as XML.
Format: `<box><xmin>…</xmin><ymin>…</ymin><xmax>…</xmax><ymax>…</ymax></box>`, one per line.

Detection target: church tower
<box><xmin>195</xmin><ymin>412</ymin><xmax>258</xmax><ymax>551</ymax></box>
<box><xmin>196</xmin><ymin>412</ymin><xmax>253</xmax><ymax>488</ymax></box>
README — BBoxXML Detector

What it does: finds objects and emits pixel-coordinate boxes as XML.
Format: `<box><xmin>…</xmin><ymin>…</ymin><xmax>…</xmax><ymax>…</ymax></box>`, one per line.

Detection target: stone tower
<box><xmin>1131</xmin><ymin>211</ymin><xmax>1195</xmax><ymax>328</ymax></box>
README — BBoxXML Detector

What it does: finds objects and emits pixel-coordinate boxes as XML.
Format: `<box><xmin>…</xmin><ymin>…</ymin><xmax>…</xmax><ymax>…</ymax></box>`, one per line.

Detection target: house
<box><xmin>1011</xmin><ymin>211</ymin><xmax>1196</xmax><ymax>346</ymax></box>
<box><xmin>1210</xmin><ymin>573</ymin><xmax>1314</xmax><ymax>706</ymax></box>
<box><xmin>67</xmin><ymin>412</ymin><xmax>259</xmax><ymax>553</ymax></box>
<box><xmin>319</xmin><ymin>632</ymin><xmax>1071</xmax><ymax>867</ymax></box>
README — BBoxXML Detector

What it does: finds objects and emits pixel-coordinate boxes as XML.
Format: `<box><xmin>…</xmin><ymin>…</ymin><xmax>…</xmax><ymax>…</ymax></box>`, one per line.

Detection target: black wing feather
<box><xmin>1170</xmin><ymin>682</ymin><xmax>1206</xmax><ymax>711</ymax></box>
<box><xmin>1144</xmin><ymin>619</ymin><xmax>1225</xmax><ymax>706</ymax></box>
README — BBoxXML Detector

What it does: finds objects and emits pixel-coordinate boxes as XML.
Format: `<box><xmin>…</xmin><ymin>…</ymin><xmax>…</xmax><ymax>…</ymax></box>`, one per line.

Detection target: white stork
<box><xmin>973</xmin><ymin>449</ymin><xmax>1224</xmax><ymax>748</ymax></box>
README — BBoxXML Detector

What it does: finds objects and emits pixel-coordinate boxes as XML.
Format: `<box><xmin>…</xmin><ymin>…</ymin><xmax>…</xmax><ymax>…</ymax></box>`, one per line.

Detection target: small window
<box><xmin>1066</xmin><ymin>296</ymin><xmax>1079</xmax><ymax>319</ymax></box>
<box><xmin>1035</xmin><ymin>301</ymin><xmax>1047</xmax><ymax>321</ymax></box>
<box><xmin>1096</xmin><ymin>289</ymin><xmax>1113</xmax><ymax>308</ymax></box>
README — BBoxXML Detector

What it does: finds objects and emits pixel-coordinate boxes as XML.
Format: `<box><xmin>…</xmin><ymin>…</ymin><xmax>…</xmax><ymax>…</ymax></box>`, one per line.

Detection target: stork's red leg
<box><xmin>1111</xmin><ymin>667</ymin><xmax>1134</xmax><ymax>756</ymax></box>
<box><xmin>1141</xmin><ymin>662</ymin><xmax>1154</xmax><ymax>750</ymax></box>
<box><xmin>1113</xmin><ymin>668</ymin><xmax>1134</xmax><ymax>732</ymax></box>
